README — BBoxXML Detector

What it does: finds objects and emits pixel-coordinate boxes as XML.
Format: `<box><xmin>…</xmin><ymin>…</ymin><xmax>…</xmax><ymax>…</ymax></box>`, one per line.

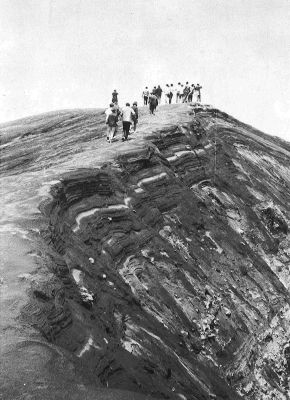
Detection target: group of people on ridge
<box><xmin>104</xmin><ymin>90</ymin><xmax>138</xmax><ymax>143</ymax></box>
<box><xmin>104</xmin><ymin>83</ymin><xmax>203</xmax><ymax>143</ymax></box>
<box><xmin>142</xmin><ymin>82</ymin><xmax>202</xmax><ymax>105</ymax></box>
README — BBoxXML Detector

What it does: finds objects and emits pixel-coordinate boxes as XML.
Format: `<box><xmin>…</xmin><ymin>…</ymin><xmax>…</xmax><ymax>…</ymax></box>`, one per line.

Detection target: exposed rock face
<box><xmin>0</xmin><ymin>104</ymin><xmax>290</xmax><ymax>399</ymax></box>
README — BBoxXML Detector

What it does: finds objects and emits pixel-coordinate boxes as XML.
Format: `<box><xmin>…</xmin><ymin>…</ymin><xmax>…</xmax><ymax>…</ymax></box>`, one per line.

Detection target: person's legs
<box><xmin>144</xmin><ymin>97</ymin><xmax>148</xmax><ymax>105</ymax></box>
<box><xmin>109</xmin><ymin>126</ymin><xmax>114</xmax><ymax>143</ymax></box>
<box><xmin>106</xmin><ymin>125</ymin><xmax>110</xmax><ymax>141</ymax></box>
<box><xmin>113</xmin><ymin>124</ymin><xmax>118</xmax><ymax>137</ymax></box>
<box><xmin>133</xmin><ymin>120</ymin><xmax>138</xmax><ymax>131</ymax></box>
<box><xmin>122</xmin><ymin>122</ymin><xmax>126</xmax><ymax>139</ymax></box>
<box><xmin>123</xmin><ymin>121</ymin><xmax>131</xmax><ymax>140</ymax></box>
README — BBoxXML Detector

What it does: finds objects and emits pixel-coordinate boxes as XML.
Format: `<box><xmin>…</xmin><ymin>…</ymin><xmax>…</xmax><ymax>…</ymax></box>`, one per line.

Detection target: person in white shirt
<box><xmin>142</xmin><ymin>87</ymin><xmax>150</xmax><ymax>105</ymax></box>
<box><xmin>121</xmin><ymin>103</ymin><xmax>135</xmax><ymax>141</ymax></box>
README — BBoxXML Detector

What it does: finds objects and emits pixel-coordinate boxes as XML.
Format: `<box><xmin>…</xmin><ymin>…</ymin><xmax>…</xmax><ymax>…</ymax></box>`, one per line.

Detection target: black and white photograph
<box><xmin>0</xmin><ymin>1</ymin><xmax>290</xmax><ymax>399</ymax></box>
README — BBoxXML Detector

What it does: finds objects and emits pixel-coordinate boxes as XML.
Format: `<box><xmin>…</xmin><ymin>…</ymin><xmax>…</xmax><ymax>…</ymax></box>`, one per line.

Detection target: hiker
<box><xmin>132</xmin><ymin>101</ymin><xmax>139</xmax><ymax>132</ymax></box>
<box><xmin>195</xmin><ymin>84</ymin><xmax>202</xmax><ymax>103</ymax></box>
<box><xmin>164</xmin><ymin>84</ymin><xmax>170</xmax><ymax>103</ymax></box>
<box><xmin>106</xmin><ymin>109</ymin><xmax>118</xmax><ymax>143</ymax></box>
<box><xmin>112</xmin><ymin>89</ymin><xmax>118</xmax><ymax>104</ymax></box>
<box><xmin>152</xmin><ymin>86</ymin><xmax>157</xmax><ymax>95</ymax></box>
<box><xmin>179</xmin><ymin>84</ymin><xmax>184</xmax><ymax>102</ymax></box>
<box><xmin>142</xmin><ymin>87</ymin><xmax>149</xmax><ymax>105</ymax></box>
<box><xmin>169</xmin><ymin>84</ymin><xmax>174</xmax><ymax>104</ymax></box>
<box><xmin>188</xmin><ymin>84</ymin><xmax>195</xmax><ymax>103</ymax></box>
<box><xmin>148</xmin><ymin>92</ymin><xmax>158</xmax><ymax>114</ymax></box>
<box><xmin>183</xmin><ymin>82</ymin><xmax>190</xmax><ymax>103</ymax></box>
<box><xmin>105</xmin><ymin>103</ymin><xmax>115</xmax><ymax>141</ymax></box>
<box><xmin>121</xmin><ymin>102</ymin><xmax>135</xmax><ymax>141</ymax></box>
<box><xmin>156</xmin><ymin>85</ymin><xmax>162</xmax><ymax>104</ymax></box>
<box><xmin>176</xmin><ymin>82</ymin><xmax>181</xmax><ymax>103</ymax></box>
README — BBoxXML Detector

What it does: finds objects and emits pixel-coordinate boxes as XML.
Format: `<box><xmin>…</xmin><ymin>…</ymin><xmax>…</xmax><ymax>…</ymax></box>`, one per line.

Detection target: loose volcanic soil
<box><xmin>1</xmin><ymin>104</ymin><xmax>290</xmax><ymax>400</ymax></box>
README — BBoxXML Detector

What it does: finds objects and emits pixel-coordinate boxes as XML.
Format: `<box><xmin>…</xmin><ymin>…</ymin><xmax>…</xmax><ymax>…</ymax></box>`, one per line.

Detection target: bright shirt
<box><xmin>122</xmin><ymin>106</ymin><xmax>135</xmax><ymax>122</ymax></box>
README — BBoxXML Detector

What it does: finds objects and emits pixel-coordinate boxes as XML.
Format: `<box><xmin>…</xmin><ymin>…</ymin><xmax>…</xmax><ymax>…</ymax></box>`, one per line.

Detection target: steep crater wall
<box><xmin>32</xmin><ymin>109</ymin><xmax>290</xmax><ymax>400</ymax></box>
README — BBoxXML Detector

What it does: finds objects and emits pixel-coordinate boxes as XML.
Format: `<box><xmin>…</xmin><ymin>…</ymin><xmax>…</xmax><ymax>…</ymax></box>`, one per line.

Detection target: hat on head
<box><xmin>110</xmin><ymin>103</ymin><xmax>114</xmax><ymax>107</ymax></box>
<box><xmin>133</xmin><ymin>101</ymin><xmax>137</xmax><ymax>105</ymax></box>
<box><xmin>126</xmin><ymin>102</ymin><xmax>130</xmax><ymax>106</ymax></box>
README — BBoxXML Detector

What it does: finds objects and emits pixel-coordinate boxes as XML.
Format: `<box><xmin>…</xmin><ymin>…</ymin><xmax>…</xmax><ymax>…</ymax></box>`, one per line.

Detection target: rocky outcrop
<box><xmin>1</xmin><ymin>104</ymin><xmax>290</xmax><ymax>399</ymax></box>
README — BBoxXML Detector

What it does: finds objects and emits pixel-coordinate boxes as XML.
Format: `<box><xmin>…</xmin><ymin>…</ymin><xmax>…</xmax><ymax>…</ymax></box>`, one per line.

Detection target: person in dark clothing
<box><xmin>195</xmin><ymin>84</ymin><xmax>202</xmax><ymax>103</ymax></box>
<box><xmin>106</xmin><ymin>109</ymin><xmax>118</xmax><ymax>143</ymax></box>
<box><xmin>132</xmin><ymin>101</ymin><xmax>139</xmax><ymax>132</ymax></box>
<box><xmin>152</xmin><ymin>86</ymin><xmax>157</xmax><ymax>95</ymax></box>
<box><xmin>188</xmin><ymin>84</ymin><xmax>195</xmax><ymax>102</ymax></box>
<box><xmin>155</xmin><ymin>85</ymin><xmax>162</xmax><ymax>104</ymax></box>
<box><xmin>148</xmin><ymin>93</ymin><xmax>158</xmax><ymax>115</ymax></box>
<box><xmin>112</xmin><ymin>90</ymin><xmax>118</xmax><ymax>104</ymax></box>
<box><xmin>169</xmin><ymin>84</ymin><xmax>174</xmax><ymax>104</ymax></box>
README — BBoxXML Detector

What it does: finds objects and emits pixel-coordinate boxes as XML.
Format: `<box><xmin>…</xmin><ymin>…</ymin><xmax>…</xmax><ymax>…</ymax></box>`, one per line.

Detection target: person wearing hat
<box><xmin>112</xmin><ymin>89</ymin><xmax>118</xmax><ymax>104</ymax></box>
<box><xmin>132</xmin><ymin>101</ymin><xmax>139</xmax><ymax>132</ymax></box>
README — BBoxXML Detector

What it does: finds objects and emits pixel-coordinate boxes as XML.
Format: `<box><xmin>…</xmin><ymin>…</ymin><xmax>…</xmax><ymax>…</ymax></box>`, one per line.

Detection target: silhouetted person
<box><xmin>148</xmin><ymin>93</ymin><xmax>158</xmax><ymax>115</ymax></box>
<box><xmin>183</xmin><ymin>82</ymin><xmax>190</xmax><ymax>103</ymax></box>
<box><xmin>176</xmin><ymin>82</ymin><xmax>182</xmax><ymax>103</ymax></box>
<box><xmin>112</xmin><ymin>89</ymin><xmax>118</xmax><ymax>104</ymax></box>
<box><xmin>169</xmin><ymin>84</ymin><xmax>174</xmax><ymax>104</ymax></box>
<box><xmin>195</xmin><ymin>84</ymin><xmax>202</xmax><ymax>103</ymax></box>
<box><xmin>142</xmin><ymin>87</ymin><xmax>149</xmax><ymax>105</ymax></box>
<box><xmin>164</xmin><ymin>84</ymin><xmax>170</xmax><ymax>103</ymax></box>
<box><xmin>156</xmin><ymin>85</ymin><xmax>162</xmax><ymax>104</ymax></box>
<box><xmin>132</xmin><ymin>101</ymin><xmax>139</xmax><ymax>132</ymax></box>
<box><xmin>188</xmin><ymin>84</ymin><xmax>195</xmax><ymax>102</ymax></box>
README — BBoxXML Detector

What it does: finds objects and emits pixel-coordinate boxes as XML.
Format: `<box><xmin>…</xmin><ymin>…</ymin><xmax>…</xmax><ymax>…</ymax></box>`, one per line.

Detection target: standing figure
<box><xmin>132</xmin><ymin>101</ymin><xmax>139</xmax><ymax>132</ymax></box>
<box><xmin>112</xmin><ymin>89</ymin><xmax>118</xmax><ymax>104</ymax></box>
<box><xmin>176</xmin><ymin>82</ymin><xmax>181</xmax><ymax>103</ymax></box>
<box><xmin>183</xmin><ymin>82</ymin><xmax>190</xmax><ymax>103</ymax></box>
<box><xmin>156</xmin><ymin>85</ymin><xmax>162</xmax><ymax>104</ymax></box>
<box><xmin>164</xmin><ymin>84</ymin><xmax>170</xmax><ymax>103</ymax></box>
<box><xmin>105</xmin><ymin>102</ymin><xmax>115</xmax><ymax>141</ymax></box>
<box><xmin>152</xmin><ymin>86</ymin><xmax>157</xmax><ymax>95</ymax></box>
<box><xmin>179</xmin><ymin>84</ymin><xmax>184</xmax><ymax>103</ymax></box>
<box><xmin>142</xmin><ymin>87</ymin><xmax>149</xmax><ymax>105</ymax></box>
<box><xmin>195</xmin><ymin>83</ymin><xmax>202</xmax><ymax>103</ymax></box>
<box><xmin>169</xmin><ymin>84</ymin><xmax>175</xmax><ymax>104</ymax></box>
<box><xmin>148</xmin><ymin>92</ymin><xmax>158</xmax><ymax>115</ymax></box>
<box><xmin>121</xmin><ymin>103</ymin><xmax>135</xmax><ymax>141</ymax></box>
<box><xmin>106</xmin><ymin>109</ymin><xmax>118</xmax><ymax>143</ymax></box>
<box><xmin>188</xmin><ymin>84</ymin><xmax>195</xmax><ymax>102</ymax></box>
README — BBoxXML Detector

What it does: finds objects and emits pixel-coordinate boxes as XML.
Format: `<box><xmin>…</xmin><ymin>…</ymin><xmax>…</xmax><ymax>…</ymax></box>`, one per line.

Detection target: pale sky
<box><xmin>0</xmin><ymin>0</ymin><xmax>290</xmax><ymax>141</ymax></box>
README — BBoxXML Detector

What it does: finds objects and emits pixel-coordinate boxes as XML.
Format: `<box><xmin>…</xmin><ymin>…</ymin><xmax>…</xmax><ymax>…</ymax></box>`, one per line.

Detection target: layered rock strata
<box><xmin>1</xmin><ymin>105</ymin><xmax>290</xmax><ymax>400</ymax></box>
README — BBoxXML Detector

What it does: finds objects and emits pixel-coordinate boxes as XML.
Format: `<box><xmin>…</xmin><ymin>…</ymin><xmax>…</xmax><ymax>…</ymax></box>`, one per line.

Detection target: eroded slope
<box><xmin>1</xmin><ymin>105</ymin><xmax>290</xmax><ymax>400</ymax></box>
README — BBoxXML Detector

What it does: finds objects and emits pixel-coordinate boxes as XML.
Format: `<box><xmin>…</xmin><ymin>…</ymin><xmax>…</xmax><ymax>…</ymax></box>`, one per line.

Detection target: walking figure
<box><xmin>195</xmin><ymin>84</ymin><xmax>202</xmax><ymax>103</ymax></box>
<box><xmin>142</xmin><ymin>87</ymin><xmax>149</xmax><ymax>105</ymax></box>
<box><xmin>148</xmin><ymin>93</ymin><xmax>158</xmax><ymax>115</ymax></box>
<box><xmin>132</xmin><ymin>102</ymin><xmax>139</xmax><ymax>132</ymax></box>
<box><xmin>106</xmin><ymin>109</ymin><xmax>118</xmax><ymax>143</ymax></box>
<box><xmin>121</xmin><ymin>103</ymin><xmax>135</xmax><ymax>141</ymax></box>
<box><xmin>112</xmin><ymin>89</ymin><xmax>118</xmax><ymax>104</ymax></box>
